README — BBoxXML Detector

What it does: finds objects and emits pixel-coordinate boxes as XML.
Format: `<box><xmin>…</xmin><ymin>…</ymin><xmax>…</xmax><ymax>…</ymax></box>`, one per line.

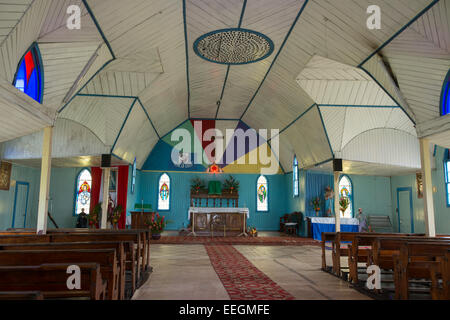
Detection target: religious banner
<box><xmin>0</xmin><ymin>161</ymin><xmax>12</xmax><ymax>191</ymax></box>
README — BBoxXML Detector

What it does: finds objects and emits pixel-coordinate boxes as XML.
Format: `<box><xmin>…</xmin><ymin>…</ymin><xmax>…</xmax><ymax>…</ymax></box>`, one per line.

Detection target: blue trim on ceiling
<box><xmin>440</xmin><ymin>69</ymin><xmax>450</xmax><ymax>116</ymax></box>
<box><xmin>318</xmin><ymin>104</ymin><xmax>399</xmax><ymax>108</ymax></box>
<box><xmin>77</xmin><ymin>93</ymin><xmax>137</xmax><ymax>99</ymax></box>
<box><xmin>193</xmin><ymin>28</ymin><xmax>274</xmax><ymax>66</ymax></box>
<box><xmin>137</xmin><ymin>98</ymin><xmax>160</xmax><ymax>139</ymax></box>
<box><xmin>314</xmin><ymin>158</ymin><xmax>333</xmax><ymax>168</ymax></box>
<box><xmin>82</xmin><ymin>0</ymin><xmax>116</xmax><ymax>59</ymax></box>
<box><xmin>239</xmin><ymin>0</ymin><xmax>309</xmax><ymax>120</ymax></box>
<box><xmin>317</xmin><ymin>105</ymin><xmax>334</xmax><ymax>158</ymax></box>
<box><xmin>267</xmin><ymin>140</ymin><xmax>286</xmax><ymax>174</ymax></box>
<box><xmin>182</xmin><ymin>0</ymin><xmax>191</xmax><ymax>118</ymax></box>
<box><xmin>358</xmin><ymin>0</ymin><xmax>440</xmax><ymax>68</ymax></box>
<box><xmin>215</xmin><ymin>0</ymin><xmax>247</xmax><ymax>119</ymax></box>
<box><xmin>359</xmin><ymin>66</ymin><xmax>416</xmax><ymax>125</ymax></box>
<box><xmin>111</xmin><ymin>98</ymin><xmax>138</xmax><ymax>153</ymax></box>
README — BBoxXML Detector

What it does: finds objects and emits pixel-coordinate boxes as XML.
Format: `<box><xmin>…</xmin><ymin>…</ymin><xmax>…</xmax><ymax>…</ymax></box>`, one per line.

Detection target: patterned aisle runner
<box><xmin>205</xmin><ymin>245</ymin><xmax>295</xmax><ymax>300</ymax></box>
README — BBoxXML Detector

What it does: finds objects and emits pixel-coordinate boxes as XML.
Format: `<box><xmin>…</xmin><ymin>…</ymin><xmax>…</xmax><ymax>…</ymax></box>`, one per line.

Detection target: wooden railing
<box><xmin>190</xmin><ymin>189</ymin><xmax>239</xmax><ymax>207</ymax></box>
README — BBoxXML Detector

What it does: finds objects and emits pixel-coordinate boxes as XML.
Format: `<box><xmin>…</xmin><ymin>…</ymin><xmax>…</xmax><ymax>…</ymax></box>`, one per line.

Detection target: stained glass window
<box><xmin>339</xmin><ymin>175</ymin><xmax>353</xmax><ymax>218</ymax></box>
<box><xmin>441</xmin><ymin>70</ymin><xmax>450</xmax><ymax>116</ymax></box>
<box><xmin>257</xmin><ymin>175</ymin><xmax>268</xmax><ymax>212</ymax></box>
<box><xmin>293</xmin><ymin>156</ymin><xmax>299</xmax><ymax>197</ymax></box>
<box><xmin>13</xmin><ymin>44</ymin><xmax>43</xmax><ymax>103</ymax></box>
<box><xmin>158</xmin><ymin>173</ymin><xmax>170</xmax><ymax>210</ymax></box>
<box><xmin>444</xmin><ymin>151</ymin><xmax>450</xmax><ymax>207</ymax></box>
<box><xmin>131</xmin><ymin>158</ymin><xmax>137</xmax><ymax>194</ymax></box>
<box><xmin>75</xmin><ymin>169</ymin><xmax>92</xmax><ymax>215</ymax></box>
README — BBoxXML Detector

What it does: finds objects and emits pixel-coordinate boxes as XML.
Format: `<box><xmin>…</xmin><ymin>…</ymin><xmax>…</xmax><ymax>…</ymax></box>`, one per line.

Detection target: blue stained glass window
<box><xmin>131</xmin><ymin>158</ymin><xmax>136</xmax><ymax>194</ymax></box>
<box><xmin>445</xmin><ymin>150</ymin><xmax>450</xmax><ymax>207</ymax></box>
<box><xmin>13</xmin><ymin>45</ymin><xmax>43</xmax><ymax>103</ymax></box>
<box><xmin>441</xmin><ymin>70</ymin><xmax>450</xmax><ymax>116</ymax></box>
<box><xmin>293</xmin><ymin>156</ymin><xmax>299</xmax><ymax>197</ymax></box>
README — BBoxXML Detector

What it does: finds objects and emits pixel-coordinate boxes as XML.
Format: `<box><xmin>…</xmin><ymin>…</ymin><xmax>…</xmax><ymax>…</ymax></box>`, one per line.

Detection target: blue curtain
<box><xmin>305</xmin><ymin>171</ymin><xmax>334</xmax><ymax>217</ymax></box>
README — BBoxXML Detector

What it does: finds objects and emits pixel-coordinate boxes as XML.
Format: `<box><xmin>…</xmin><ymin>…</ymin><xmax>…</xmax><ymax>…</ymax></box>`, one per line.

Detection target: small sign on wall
<box><xmin>0</xmin><ymin>161</ymin><xmax>12</xmax><ymax>191</ymax></box>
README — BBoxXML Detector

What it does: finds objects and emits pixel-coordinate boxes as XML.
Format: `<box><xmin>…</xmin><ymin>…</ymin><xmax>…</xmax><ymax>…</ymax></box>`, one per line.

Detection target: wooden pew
<box><xmin>0</xmin><ymin>291</ymin><xmax>44</xmax><ymax>300</ymax></box>
<box><xmin>0</xmin><ymin>241</ymin><xmax>128</xmax><ymax>300</ymax></box>
<box><xmin>393</xmin><ymin>241</ymin><xmax>450</xmax><ymax>300</ymax></box>
<box><xmin>0</xmin><ymin>249</ymin><xmax>119</xmax><ymax>300</ymax></box>
<box><xmin>0</xmin><ymin>263</ymin><xmax>106</xmax><ymax>300</ymax></box>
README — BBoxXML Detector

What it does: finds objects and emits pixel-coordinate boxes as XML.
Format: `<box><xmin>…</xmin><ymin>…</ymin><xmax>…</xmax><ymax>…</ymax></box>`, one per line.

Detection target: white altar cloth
<box><xmin>310</xmin><ymin>217</ymin><xmax>359</xmax><ymax>225</ymax></box>
<box><xmin>188</xmin><ymin>207</ymin><xmax>250</xmax><ymax>219</ymax></box>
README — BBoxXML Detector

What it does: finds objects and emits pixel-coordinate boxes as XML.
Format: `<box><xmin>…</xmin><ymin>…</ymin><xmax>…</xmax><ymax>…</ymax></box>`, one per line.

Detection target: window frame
<box><xmin>444</xmin><ymin>155</ymin><xmax>450</xmax><ymax>208</ymax></box>
<box><xmin>338</xmin><ymin>174</ymin><xmax>354</xmax><ymax>218</ymax></box>
<box><xmin>157</xmin><ymin>172</ymin><xmax>171</xmax><ymax>211</ymax></box>
<box><xmin>441</xmin><ymin>69</ymin><xmax>450</xmax><ymax>116</ymax></box>
<box><xmin>73</xmin><ymin>168</ymin><xmax>92</xmax><ymax>216</ymax></box>
<box><xmin>293</xmin><ymin>156</ymin><xmax>299</xmax><ymax>197</ymax></box>
<box><xmin>12</xmin><ymin>42</ymin><xmax>44</xmax><ymax>103</ymax></box>
<box><xmin>256</xmin><ymin>175</ymin><xmax>269</xmax><ymax>212</ymax></box>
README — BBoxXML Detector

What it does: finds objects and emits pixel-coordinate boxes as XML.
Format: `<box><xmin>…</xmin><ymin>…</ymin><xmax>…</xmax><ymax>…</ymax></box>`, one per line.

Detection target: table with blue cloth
<box><xmin>311</xmin><ymin>217</ymin><xmax>359</xmax><ymax>241</ymax></box>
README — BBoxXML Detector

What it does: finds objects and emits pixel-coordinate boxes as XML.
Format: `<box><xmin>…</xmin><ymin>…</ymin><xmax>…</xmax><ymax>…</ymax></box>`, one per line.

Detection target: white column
<box><xmin>419</xmin><ymin>138</ymin><xmax>436</xmax><ymax>237</ymax></box>
<box><xmin>100</xmin><ymin>167</ymin><xmax>111</xmax><ymax>229</ymax></box>
<box><xmin>37</xmin><ymin>126</ymin><xmax>53</xmax><ymax>234</ymax></box>
<box><xmin>334</xmin><ymin>171</ymin><xmax>341</xmax><ymax>232</ymax></box>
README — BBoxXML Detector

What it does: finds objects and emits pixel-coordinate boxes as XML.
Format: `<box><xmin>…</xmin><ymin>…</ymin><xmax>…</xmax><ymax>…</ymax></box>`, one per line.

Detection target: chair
<box><xmin>280</xmin><ymin>214</ymin><xmax>289</xmax><ymax>232</ymax></box>
<box><xmin>210</xmin><ymin>214</ymin><xmax>226</xmax><ymax>237</ymax></box>
<box><xmin>285</xmin><ymin>212</ymin><xmax>303</xmax><ymax>236</ymax></box>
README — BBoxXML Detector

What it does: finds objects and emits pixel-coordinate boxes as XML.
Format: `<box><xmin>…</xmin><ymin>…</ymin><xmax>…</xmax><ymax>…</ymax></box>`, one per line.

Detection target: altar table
<box><xmin>311</xmin><ymin>217</ymin><xmax>359</xmax><ymax>241</ymax></box>
<box><xmin>188</xmin><ymin>207</ymin><xmax>249</xmax><ymax>236</ymax></box>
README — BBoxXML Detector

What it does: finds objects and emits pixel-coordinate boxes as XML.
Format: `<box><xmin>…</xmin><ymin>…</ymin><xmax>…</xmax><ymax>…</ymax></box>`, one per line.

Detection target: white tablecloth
<box><xmin>188</xmin><ymin>207</ymin><xmax>250</xmax><ymax>219</ymax></box>
<box><xmin>310</xmin><ymin>217</ymin><xmax>359</xmax><ymax>225</ymax></box>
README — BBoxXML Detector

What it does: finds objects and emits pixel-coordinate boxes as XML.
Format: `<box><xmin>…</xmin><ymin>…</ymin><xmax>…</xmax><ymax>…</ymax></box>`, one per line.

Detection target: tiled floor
<box><xmin>132</xmin><ymin>244</ymin><xmax>371</xmax><ymax>300</ymax></box>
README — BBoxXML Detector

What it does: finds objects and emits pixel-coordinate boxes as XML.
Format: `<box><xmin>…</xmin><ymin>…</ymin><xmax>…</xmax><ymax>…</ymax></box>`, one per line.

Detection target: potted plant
<box><xmin>248</xmin><ymin>226</ymin><xmax>257</xmax><ymax>237</ymax></box>
<box><xmin>88</xmin><ymin>202</ymin><xmax>102</xmax><ymax>229</ymax></box>
<box><xmin>190</xmin><ymin>177</ymin><xmax>205</xmax><ymax>194</ymax></box>
<box><xmin>311</xmin><ymin>197</ymin><xmax>322</xmax><ymax>216</ymax></box>
<box><xmin>145</xmin><ymin>213</ymin><xmax>168</xmax><ymax>240</ymax></box>
<box><xmin>223</xmin><ymin>175</ymin><xmax>239</xmax><ymax>194</ymax></box>
<box><xmin>339</xmin><ymin>196</ymin><xmax>350</xmax><ymax>217</ymax></box>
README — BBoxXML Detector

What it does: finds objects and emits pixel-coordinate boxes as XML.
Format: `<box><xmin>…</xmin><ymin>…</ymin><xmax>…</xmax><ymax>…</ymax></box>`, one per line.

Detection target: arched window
<box><xmin>444</xmin><ymin>149</ymin><xmax>450</xmax><ymax>207</ymax></box>
<box><xmin>339</xmin><ymin>175</ymin><xmax>353</xmax><ymax>218</ymax></box>
<box><xmin>131</xmin><ymin>158</ymin><xmax>136</xmax><ymax>194</ymax></box>
<box><xmin>158</xmin><ymin>173</ymin><xmax>170</xmax><ymax>210</ymax></box>
<box><xmin>257</xmin><ymin>175</ymin><xmax>268</xmax><ymax>212</ymax></box>
<box><xmin>13</xmin><ymin>43</ymin><xmax>43</xmax><ymax>103</ymax></box>
<box><xmin>441</xmin><ymin>70</ymin><xmax>450</xmax><ymax>116</ymax></box>
<box><xmin>293</xmin><ymin>156</ymin><xmax>299</xmax><ymax>197</ymax></box>
<box><xmin>75</xmin><ymin>169</ymin><xmax>92</xmax><ymax>215</ymax></box>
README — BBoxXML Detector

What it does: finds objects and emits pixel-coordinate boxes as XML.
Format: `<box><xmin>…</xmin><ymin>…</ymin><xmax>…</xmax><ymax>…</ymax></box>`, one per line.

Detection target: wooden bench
<box><xmin>0</xmin><ymin>249</ymin><xmax>119</xmax><ymax>300</ymax></box>
<box><xmin>0</xmin><ymin>241</ymin><xmax>128</xmax><ymax>300</ymax></box>
<box><xmin>0</xmin><ymin>263</ymin><xmax>106</xmax><ymax>300</ymax></box>
<box><xmin>393</xmin><ymin>241</ymin><xmax>450</xmax><ymax>300</ymax></box>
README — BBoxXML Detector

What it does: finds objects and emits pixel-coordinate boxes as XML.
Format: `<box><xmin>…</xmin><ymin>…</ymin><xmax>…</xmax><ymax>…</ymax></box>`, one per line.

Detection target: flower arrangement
<box><xmin>190</xmin><ymin>177</ymin><xmax>205</xmax><ymax>193</ymax></box>
<box><xmin>145</xmin><ymin>213</ymin><xmax>167</xmax><ymax>234</ymax></box>
<box><xmin>109</xmin><ymin>204</ymin><xmax>123</xmax><ymax>228</ymax></box>
<box><xmin>339</xmin><ymin>196</ymin><xmax>350</xmax><ymax>215</ymax></box>
<box><xmin>248</xmin><ymin>226</ymin><xmax>257</xmax><ymax>237</ymax></box>
<box><xmin>88</xmin><ymin>203</ymin><xmax>101</xmax><ymax>228</ymax></box>
<box><xmin>223</xmin><ymin>175</ymin><xmax>239</xmax><ymax>193</ymax></box>
<box><xmin>311</xmin><ymin>197</ymin><xmax>321</xmax><ymax>216</ymax></box>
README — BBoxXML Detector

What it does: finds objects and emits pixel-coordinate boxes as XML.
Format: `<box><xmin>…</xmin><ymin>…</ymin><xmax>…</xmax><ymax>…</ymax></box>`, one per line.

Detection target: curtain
<box><xmin>89</xmin><ymin>167</ymin><xmax>102</xmax><ymax>215</ymax></box>
<box><xmin>117</xmin><ymin>165</ymin><xmax>129</xmax><ymax>229</ymax></box>
<box><xmin>305</xmin><ymin>171</ymin><xmax>334</xmax><ymax>217</ymax></box>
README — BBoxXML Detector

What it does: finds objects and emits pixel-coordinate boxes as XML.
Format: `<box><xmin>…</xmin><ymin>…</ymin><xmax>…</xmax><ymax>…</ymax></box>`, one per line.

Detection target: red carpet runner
<box><xmin>205</xmin><ymin>245</ymin><xmax>295</xmax><ymax>300</ymax></box>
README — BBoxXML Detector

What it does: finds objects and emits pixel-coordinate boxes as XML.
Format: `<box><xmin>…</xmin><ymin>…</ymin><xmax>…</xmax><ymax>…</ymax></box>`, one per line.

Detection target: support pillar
<box><xmin>37</xmin><ymin>127</ymin><xmax>53</xmax><ymax>234</ymax></box>
<box><xmin>100</xmin><ymin>167</ymin><xmax>111</xmax><ymax>229</ymax></box>
<box><xmin>334</xmin><ymin>171</ymin><xmax>341</xmax><ymax>232</ymax></box>
<box><xmin>419</xmin><ymin>138</ymin><xmax>436</xmax><ymax>237</ymax></box>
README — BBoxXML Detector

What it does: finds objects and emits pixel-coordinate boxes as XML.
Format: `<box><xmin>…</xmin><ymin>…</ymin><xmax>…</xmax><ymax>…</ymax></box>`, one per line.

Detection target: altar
<box><xmin>188</xmin><ymin>207</ymin><xmax>249</xmax><ymax>236</ymax></box>
<box><xmin>311</xmin><ymin>217</ymin><xmax>359</xmax><ymax>241</ymax></box>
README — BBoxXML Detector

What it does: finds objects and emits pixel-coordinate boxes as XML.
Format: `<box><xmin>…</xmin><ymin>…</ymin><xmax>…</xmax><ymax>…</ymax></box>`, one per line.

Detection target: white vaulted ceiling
<box><xmin>0</xmin><ymin>0</ymin><xmax>449</xmax><ymax>172</ymax></box>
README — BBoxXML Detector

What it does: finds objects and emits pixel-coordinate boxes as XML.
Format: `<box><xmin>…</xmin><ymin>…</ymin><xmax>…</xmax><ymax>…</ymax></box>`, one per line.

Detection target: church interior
<box><xmin>0</xmin><ymin>0</ymin><xmax>449</xmax><ymax>302</ymax></box>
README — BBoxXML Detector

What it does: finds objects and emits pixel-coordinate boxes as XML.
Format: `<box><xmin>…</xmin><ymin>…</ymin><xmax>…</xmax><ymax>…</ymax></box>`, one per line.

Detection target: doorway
<box><xmin>396</xmin><ymin>187</ymin><xmax>414</xmax><ymax>233</ymax></box>
<box><xmin>12</xmin><ymin>181</ymin><xmax>29</xmax><ymax>228</ymax></box>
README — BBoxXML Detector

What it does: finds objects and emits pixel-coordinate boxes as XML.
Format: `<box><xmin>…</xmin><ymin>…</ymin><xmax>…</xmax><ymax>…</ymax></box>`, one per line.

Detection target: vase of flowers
<box><xmin>311</xmin><ymin>197</ymin><xmax>321</xmax><ymax>216</ymax></box>
<box><xmin>339</xmin><ymin>196</ymin><xmax>350</xmax><ymax>217</ymax></box>
<box><xmin>145</xmin><ymin>213</ymin><xmax>168</xmax><ymax>240</ymax></box>
<box><xmin>248</xmin><ymin>226</ymin><xmax>257</xmax><ymax>237</ymax></box>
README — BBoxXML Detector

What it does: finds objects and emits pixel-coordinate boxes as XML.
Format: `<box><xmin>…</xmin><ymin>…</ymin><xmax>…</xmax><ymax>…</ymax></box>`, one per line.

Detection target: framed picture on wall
<box><xmin>416</xmin><ymin>172</ymin><xmax>423</xmax><ymax>199</ymax></box>
<box><xmin>0</xmin><ymin>161</ymin><xmax>12</xmax><ymax>190</ymax></box>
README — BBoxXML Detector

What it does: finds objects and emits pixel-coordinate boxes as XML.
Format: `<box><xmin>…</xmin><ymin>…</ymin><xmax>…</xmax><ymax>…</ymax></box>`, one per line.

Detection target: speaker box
<box><xmin>101</xmin><ymin>154</ymin><xmax>111</xmax><ymax>168</ymax></box>
<box><xmin>333</xmin><ymin>159</ymin><xmax>343</xmax><ymax>172</ymax></box>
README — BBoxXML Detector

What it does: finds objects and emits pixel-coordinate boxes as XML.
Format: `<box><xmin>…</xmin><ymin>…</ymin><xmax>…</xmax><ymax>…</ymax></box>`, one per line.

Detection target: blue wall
<box><xmin>137</xmin><ymin>171</ymin><xmax>287</xmax><ymax>231</ymax></box>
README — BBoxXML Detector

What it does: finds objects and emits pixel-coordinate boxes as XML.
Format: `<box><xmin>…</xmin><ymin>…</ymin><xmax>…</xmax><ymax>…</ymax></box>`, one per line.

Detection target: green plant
<box><xmin>110</xmin><ymin>204</ymin><xmax>123</xmax><ymax>225</ymax></box>
<box><xmin>88</xmin><ymin>202</ymin><xmax>102</xmax><ymax>228</ymax></box>
<box><xmin>311</xmin><ymin>197</ymin><xmax>321</xmax><ymax>212</ymax></box>
<box><xmin>190</xmin><ymin>177</ymin><xmax>205</xmax><ymax>192</ymax></box>
<box><xmin>223</xmin><ymin>175</ymin><xmax>239</xmax><ymax>192</ymax></box>
<box><xmin>339</xmin><ymin>196</ymin><xmax>350</xmax><ymax>213</ymax></box>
